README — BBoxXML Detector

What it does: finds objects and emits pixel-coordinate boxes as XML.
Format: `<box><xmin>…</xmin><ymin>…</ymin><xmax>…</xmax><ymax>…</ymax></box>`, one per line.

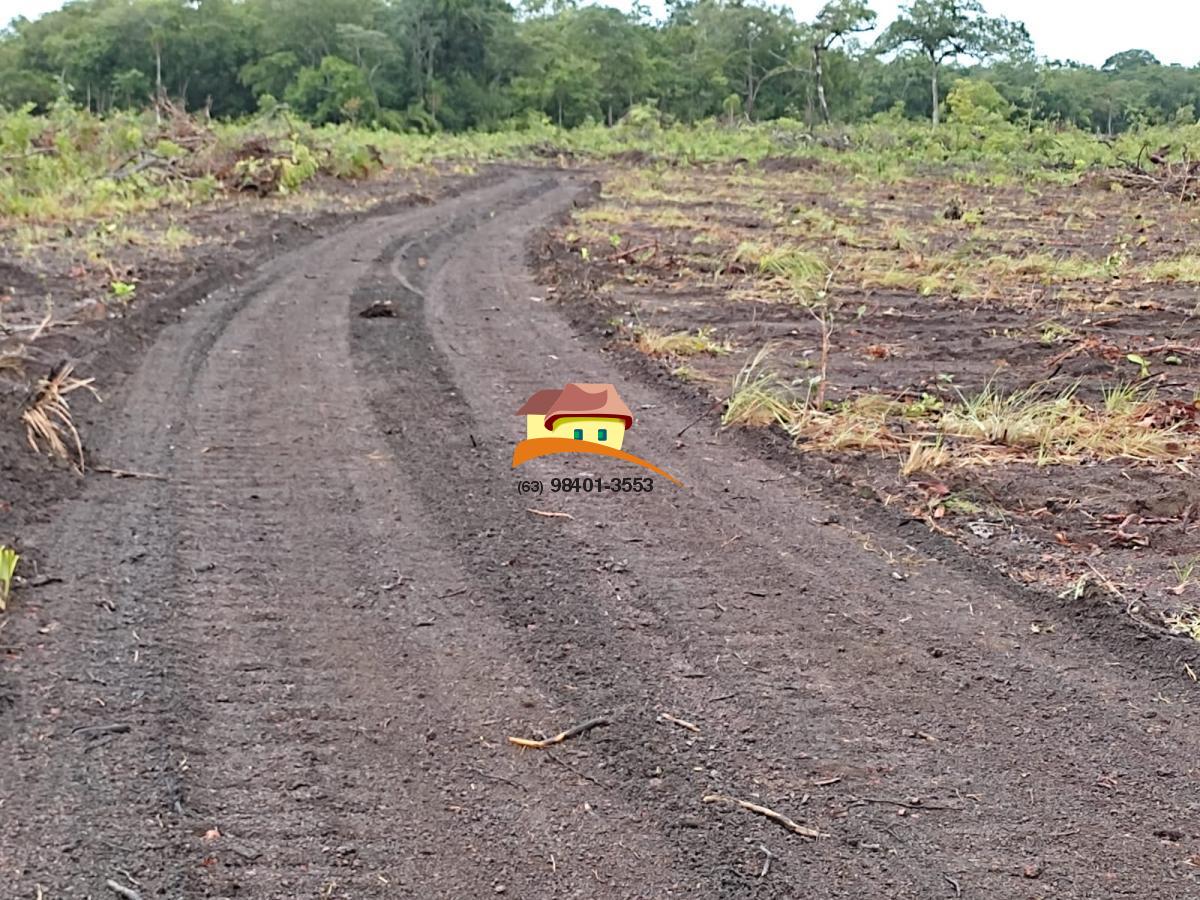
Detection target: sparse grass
<box><xmin>733</xmin><ymin>241</ymin><xmax>829</xmax><ymax>301</ymax></box>
<box><xmin>576</xmin><ymin>206</ymin><xmax>632</xmax><ymax>225</ymax></box>
<box><xmin>722</xmin><ymin>347</ymin><xmax>794</xmax><ymax>427</ymax></box>
<box><xmin>1172</xmin><ymin>557</ymin><xmax>1199</xmax><ymax>594</ymax></box>
<box><xmin>901</xmin><ymin>439</ymin><xmax>950</xmax><ymax>476</ymax></box>
<box><xmin>942</xmin><ymin>383</ymin><xmax>1185</xmax><ymax>462</ymax></box>
<box><xmin>0</xmin><ymin>348</ymin><xmax>27</xmax><ymax>379</ymax></box>
<box><xmin>1144</xmin><ymin>255</ymin><xmax>1200</xmax><ymax>283</ymax></box>
<box><xmin>982</xmin><ymin>252</ymin><xmax>1114</xmax><ymax>282</ymax></box>
<box><xmin>787</xmin><ymin>206</ymin><xmax>839</xmax><ymax>233</ymax></box>
<box><xmin>857</xmin><ymin>254</ymin><xmax>973</xmax><ymax>297</ymax></box>
<box><xmin>1037</xmin><ymin>319</ymin><xmax>1076</xmax><ymax>345</ymax></box>
<box><xmin>886</xmin><ymin>224</ymin><xmax>922</xmax><ymax>252</ymax></box>
<box><xmin>634</xmin><ymin>326</ymin><xmax>732</xmax><ymax>357</ymax></box>
<box><xmin>671</xmin><ymin>365</ymin><xmax>719</xmax><ymax>383</ymax></box>
<box><xmin>721</xmin><ymin>362</ymin><xmax>1194</xmax><ymax>472</ymax></box>
<box><xmin>1165</xmin><ymin>608</ymin><xmax>1200</xmax><ymax>641</ymax></box>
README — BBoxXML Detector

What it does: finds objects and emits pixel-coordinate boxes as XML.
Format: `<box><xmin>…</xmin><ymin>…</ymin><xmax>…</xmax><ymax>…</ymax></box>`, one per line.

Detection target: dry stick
<box><xmin>759</xmin><ymin>845</ymin><xmax>774</xmax><ymax>878</ymax></box>
<box><xmin>850</xmin><ymin>796</ymin><xmax>959</xmax><ymax>811</ymax></box>
<box><xmin>677</xmin><ymin>397</ymin><xmax>726</xmax><ymax>438</ymax></box>
<box><xmin>92</xmin><ymin>465</ymin><xmax>168</xmax><ymax>481</ymax></box>
<box><xmin>811</xmin><ymin>305</ymin><xmax>834</xmax><ymax>409</ymax></box>
<box><xmin>544</xmin><ymin>750</ymin><xmax>608</xmax><ymax>788</ymax></box>
<box><xmin>463</xmin><ymin>765</ymin><xmax>525</xmax><ymax>791</ymax></box>
<box><xmin>508</xmin><ymin>716</ymin><xmax>610</xmax><ymax>750</ymax></box>
<box><xmin>658</xmin><ymin>713</ymin><xmax>700</xmax><ymax>733</ymax></box>
<box><xmin>526</xmin><ymin>508</ymin><xmax>574</xmax><ymax>520</ymax></box>
<box><xmin>105</xmin><ymin>880</ymin><xmax>144</xmax><ymax>900</ymax></box>
<box><xmin>702</xmin><ymin>794</ymin><xmax>825</xmax><ymax>839</ymax></box>
<box><xmin>72</xmin><ymin>722</ymin><xmax>132</xmax><ymax>736</ymax></box>
<box><xmin>606</xmin><ymin>239</ymin><xmax>657</xmax><ymax>263</ymax></box>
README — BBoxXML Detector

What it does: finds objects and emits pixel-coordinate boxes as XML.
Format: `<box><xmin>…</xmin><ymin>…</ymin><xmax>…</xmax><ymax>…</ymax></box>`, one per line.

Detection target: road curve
<box><xmin>2</xmin><ymin>170</ymin><xmax>1198</xmax><ymax>899</ymax></box>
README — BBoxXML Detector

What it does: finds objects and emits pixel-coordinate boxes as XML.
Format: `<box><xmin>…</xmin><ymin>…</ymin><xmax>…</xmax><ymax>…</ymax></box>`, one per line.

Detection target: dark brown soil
<box><xmin>0</xmin><ymin>169</ymin><xmax>473</xmax><ymax>555</ymax></box>
<box><xmin>558</xmin><ymin>161</ymin><xmax>1200</xmax><ymax>631</ymax></box>
<box><xmin>2</xmin><ymin>169</ymin><xmax>1200</xmax><ymax>899</ymax></box>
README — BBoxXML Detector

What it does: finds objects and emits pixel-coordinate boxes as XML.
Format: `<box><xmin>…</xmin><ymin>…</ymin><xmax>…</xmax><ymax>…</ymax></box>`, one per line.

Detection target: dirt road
<box><xmin>3</xmin><ymin>170</ymin><xmax>1199</xmax><ymax>898</ymax></box>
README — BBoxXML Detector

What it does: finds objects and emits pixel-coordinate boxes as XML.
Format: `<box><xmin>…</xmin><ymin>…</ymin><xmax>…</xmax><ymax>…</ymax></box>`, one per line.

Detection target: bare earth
<box><xmin>3</xmin><ymin>170</ymin><xmax>1200</xmax><ymax>898</ymax></box>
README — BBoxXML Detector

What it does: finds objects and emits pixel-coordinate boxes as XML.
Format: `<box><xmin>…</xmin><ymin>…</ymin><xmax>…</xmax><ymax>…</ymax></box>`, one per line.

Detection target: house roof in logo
<box><xmin>517</xmin><ymin>383</ymin><xmax>634</xmax><ymax>429</ymax></box>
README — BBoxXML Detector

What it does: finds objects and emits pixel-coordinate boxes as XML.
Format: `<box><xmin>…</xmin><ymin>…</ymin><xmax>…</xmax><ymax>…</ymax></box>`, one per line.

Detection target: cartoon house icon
<box><xmin>517</xmin><ymin>383</ymin><xmax>633</xmax><ymax>450</ymax></box>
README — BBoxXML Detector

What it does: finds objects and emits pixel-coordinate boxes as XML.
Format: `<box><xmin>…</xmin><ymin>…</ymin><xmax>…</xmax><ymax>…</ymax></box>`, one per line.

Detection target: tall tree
<box><xmin>876</xmin><ymin>0</ymin><xmax>1031</xmax><ymax>125</ymax></box>
<box><xmin>809</xmin><ymin>0</ymin><xmax>875</xmax><ymax>123</ymax></box>
<box><xmin>1102</xmin><ymin>49</ymin><xmax>1160</xmax><ymax>72</ymax></box>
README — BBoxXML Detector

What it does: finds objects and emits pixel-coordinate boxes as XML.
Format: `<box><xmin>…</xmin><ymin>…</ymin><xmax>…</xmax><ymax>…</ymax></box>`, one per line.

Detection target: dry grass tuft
<box><xmin>720</xmin><ymin>362</ymin><xmax>1195</xmax><ymax>474</ymax></box>
<box><xmin>722</xmin><ymin>347</ymin><xmax>794</xmax><ymax>427</ymax></box>
<box><xmin>942</xmin><ymin>383</ymin><xmax>1186</xmax><ymax>463</ymax></box>
<box><xmin>0</xmin><ymin>350</ymin><xmax>26</xmax><ymax>379</ymax></box>
<box><xmin>1144</xmin><ymin>255</ymin><xmax>1200</xmax><ymax>283</ymax></box>
<box><xmin>901</xmin><ymin>439</ymin><xmax>950</xmax><ymax>476</ymax></box>
<box><xmin>20</xmin><ymin>361</ymin><xmax>100</xmax><ymax>472</ymax></box>
<box><xmin>733</xmin><ymin>241</ymin><xmax>829</xmax><ymax>301</ymax></box>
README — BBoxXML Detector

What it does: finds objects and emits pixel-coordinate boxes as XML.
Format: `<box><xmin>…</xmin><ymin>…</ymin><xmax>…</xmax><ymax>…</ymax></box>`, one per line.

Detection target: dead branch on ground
<box><xmin>702</xmin><ymin>793</ymin><xmax>825</xmax><ymax>838</ymax></box>
<box><xmin>508</xmin><ymin>716</ymin><xmax>610</xmax><ymax>749</ymax></box>
<box><xmin>658</xmin><ymin>712</ymin><xmax>700</xmax><ymax>733</ymax></box>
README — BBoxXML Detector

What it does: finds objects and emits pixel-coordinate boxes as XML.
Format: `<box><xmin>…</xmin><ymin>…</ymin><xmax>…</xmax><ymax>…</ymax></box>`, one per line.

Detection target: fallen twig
<box><xmin>759</xmin><ymin>845</ymin><xmax>774</xmax><ymax>878</ymax></box>
<box><xmin>658</xmin><ymin>712</ymin><xmax>700</xmax><ymax>733</ymax></box>
<box><xmin>105</xmin><ymin>880</ymin><xmax>144</xmax><ymax>900</ymax></box>
<box><xmin>702</xmin><ymin>794</ymin><xmax>825</xmax><ymax>838</ymax></box>
<box><xmin>677</xmin><ymin>397</ymin><xmax>725</xmax><ymax>438</ymax></box>
<box><xmin>92</xmin><ymin>465</ymin><xmax>167</xmax><ymax>481</ymax></box>
<box><xmin>525</xmin><ymin>508</ymin><xmax>574</xmax><ymax>520</ymax></box>
<box><xmin>463</xmin><ymin>765</ymin><xmax>525</xmax><ymax>791</ymax></box>
<box><xmin>849</xmin><ymin>795</ymin><xmax>959</xmax><ymax>811</ymax></box>
<box><xmin>508</xmin><ymin>716</ymin><xmax>610</xmax><ymax>749</ymax></box>
<box><xmin>545</xmin><ymin>750</ymin><xmax>608</xmax><ymax>787</ymax></box>
<box><xmin>72</xmin><ymin>722</ymin><xmax>132</xmax><ymax>737</ymax></box>
<box><xmin>607</xmin><ymin>239</ymin><xmax>657</xmax><ymax>263</ymax></box>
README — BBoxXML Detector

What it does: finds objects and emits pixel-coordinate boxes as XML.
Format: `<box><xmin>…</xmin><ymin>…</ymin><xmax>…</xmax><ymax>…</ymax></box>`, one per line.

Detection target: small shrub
<box><xmin>0</xmin><ymin>546</ymin><xmax>18</xmax><ymax>611</ymax></box>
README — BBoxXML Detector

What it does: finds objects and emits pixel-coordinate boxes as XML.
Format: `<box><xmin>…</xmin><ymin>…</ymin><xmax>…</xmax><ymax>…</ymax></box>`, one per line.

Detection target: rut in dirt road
<box><xmin>3</xmin><ymin>170</ymin><xmax>1199</xmax><ymax>899</ymax></box>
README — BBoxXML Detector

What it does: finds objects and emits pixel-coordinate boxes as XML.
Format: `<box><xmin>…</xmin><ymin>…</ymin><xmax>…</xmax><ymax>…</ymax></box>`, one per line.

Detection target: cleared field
<box><xmin>554</xmin><ymin>156</ymin><xmax>1200</xmax><ymax>633</ymax></box>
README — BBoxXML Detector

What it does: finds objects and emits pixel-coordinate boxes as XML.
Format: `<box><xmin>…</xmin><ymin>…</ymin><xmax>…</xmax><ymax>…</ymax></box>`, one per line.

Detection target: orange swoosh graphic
<box><xmin>512</xmin><ymin>437</ymin><xmax>683</xmax><ymax>486</ymax></box>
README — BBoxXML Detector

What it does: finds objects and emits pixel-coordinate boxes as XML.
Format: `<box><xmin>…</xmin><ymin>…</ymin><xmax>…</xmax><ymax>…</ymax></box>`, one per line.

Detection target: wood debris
<box><xmin>508</xmin><ymin>716</ymin><xmax>609</xmax><ymax>749</ymax></box>
<box><xmin>658</xmin><ymin>712</ymin><xmax>700</xmax><ymax>733</ymax></box>
<box><xmin>702</xmin><ymin>793</ymin><xmax>825</xmax><ymax>839</ymax></box>
<box><xmin>525</xmin><ymin>508</ymin><xmax>574</xmax><ymax>520</ymax></box>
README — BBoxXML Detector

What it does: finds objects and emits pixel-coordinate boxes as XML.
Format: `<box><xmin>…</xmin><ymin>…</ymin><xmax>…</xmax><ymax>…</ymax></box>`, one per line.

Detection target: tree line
<box><xmin>2</xmin><ymin>0</ymin><xmax>1198</xmax><ymax>134</ymax></box>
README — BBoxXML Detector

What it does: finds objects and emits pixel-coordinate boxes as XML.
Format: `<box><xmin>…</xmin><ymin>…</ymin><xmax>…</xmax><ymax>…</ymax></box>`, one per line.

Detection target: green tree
<box><xmin>285</xmin><ymin>54</ymin><xmax>379</xmax><ymax>124</ymax></box>
<box><xmin>1102</xmin><ymin>49</ymin><xmax>1160</xmax><ymax>73</ymax></box>
<box><xmin>809</xmin><ymin>0</ymin><xmax>875</xmax><ymax>123</ymax></box>
<box><xmin>946</xmin><ymin>76</ymin><xmax>1010</xmax><ymax>125</ymax></box>
<box><xmin>876</xmin><ymin>0</ymin><xmax>1031</xmax><ymax>125</ymax></box>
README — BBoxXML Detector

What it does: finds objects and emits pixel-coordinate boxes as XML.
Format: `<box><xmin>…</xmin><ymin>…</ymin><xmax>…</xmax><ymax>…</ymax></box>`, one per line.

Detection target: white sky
<box><xmin>2</xmin><ymin>0</ymin><xmax>1197</xmax><ymax>68</ymax></box>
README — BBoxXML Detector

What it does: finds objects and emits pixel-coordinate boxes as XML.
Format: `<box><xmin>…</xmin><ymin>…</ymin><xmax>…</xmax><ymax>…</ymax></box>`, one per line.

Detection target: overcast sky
<box><xmin>3</xmin><ymin>0</ymin><xmax>1197</xmax><ymax>69</ymax></box>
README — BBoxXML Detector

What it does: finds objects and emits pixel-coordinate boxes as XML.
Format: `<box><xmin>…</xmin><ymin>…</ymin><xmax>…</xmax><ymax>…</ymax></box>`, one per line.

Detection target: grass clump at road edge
<box><xmin>722</xmin><ymin>347</ymin><xmax>794</xmax><ymax>427</ymax></box>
